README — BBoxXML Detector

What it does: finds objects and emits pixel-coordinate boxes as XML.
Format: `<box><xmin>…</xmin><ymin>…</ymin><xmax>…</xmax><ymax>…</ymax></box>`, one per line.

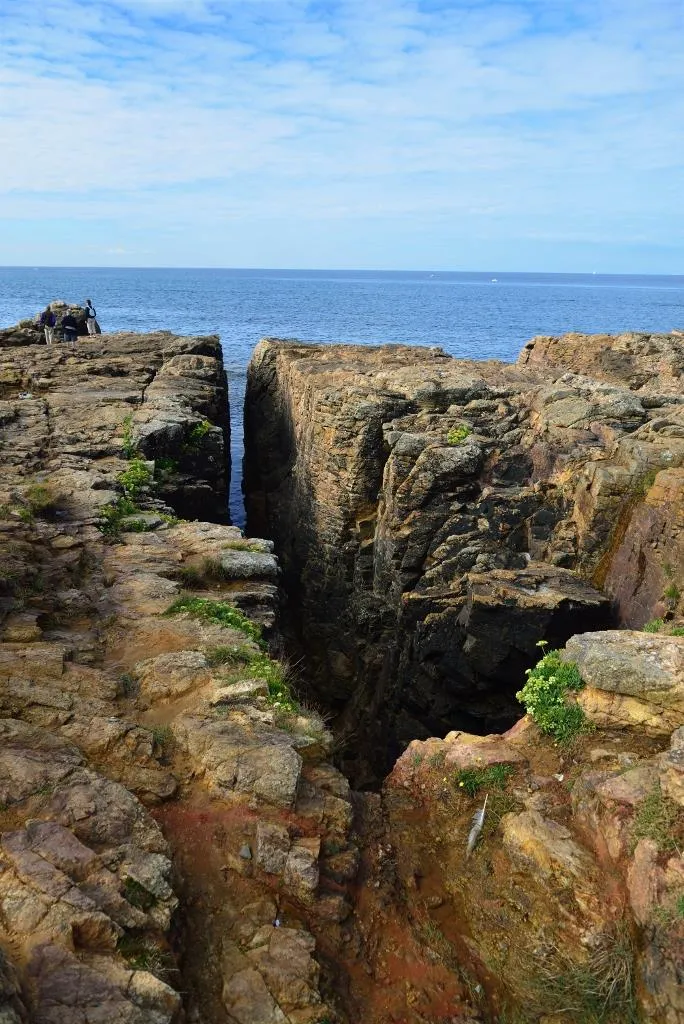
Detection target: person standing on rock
<box><xmin>84</xmin><ymin>299</ymin><xmax>100</xmax><ymax>335</ymax></box>
<box><xmin>62</xmin><ymin>312</ymin><xmax>78</xmax><ymax>345</ymax></box>
<box><xmin>40</xmin><ymin>307</ymin><xmax>56</xmax><ymax>345</ymax></box>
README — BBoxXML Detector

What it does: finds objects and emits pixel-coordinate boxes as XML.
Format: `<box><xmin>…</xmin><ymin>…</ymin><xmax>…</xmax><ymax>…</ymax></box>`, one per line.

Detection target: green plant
<box><xmin>98</xmin><ymin>496</ymin><xmax>139</xmax><ymax>538</ymax></box>
<box><xmin>631</xmin><ymin>787</ymin><xmax>682</xmax><ymax>853</ymax></box>
<box><xmin>205</xmin><ymin>643</ymin><xmax>254</xmax><ymax>667</ymax></box>
<box><xmin>119</xmin><ymin>672</ymin><xmax>137</xmax><ymax>696</ymax></box>
<box><xmin>154</xmin><ymin>456</ymin><xmax>178</xmax><ymax>476</ymax></box>
<box><xmin>670</xmin><ymin>627</ymin><xmax>684</xmax><ymax>637</ymax></box>
<box><xmin>124</xmin><ymin>518</ymin><xmax>154</xmax><ymax>533</ymax></box>
<box><xmin>242</xmin><ymin>650</ymin><xmax>299</xmax><ymax>712</ymax></box>
<box><xmin>643</xmin><ymin>617</ymin><xmax>665</xmax><ymax>633</ymax></box>
<box><xmin>151</xmin><ymin>724</ymin><xmax>173</xmax><ymax>757</ymax></box>
<box><xmin>222</xmin><ymin>539</ymin><xmax>263</xmax><ymax>552</ymax></box>
<box><xmin>17</xmin><ymin>506</ymin><xmax>34</xmax><ymax>524</ymax></box>
<box><xmin>454</xmin><ymin>763</ymin><xmax>515</xmax><ymax>797</ymax></box>
<box><xmin>117</xmin><ymin>935</ymin><xmax>175</xmax><ymax>979</ymax></box>
<box><xmin>631</xmin><ymin>467</ymin><xmax>658</xmax><ymax>500</ymax></box>
<box><xmin>531</xmin><ymin>925</ymin><xmax>638</xmax><ymax>1023</ymax></box>
<box><xmin>177</xmin><ymin>565</ymin><xmax>205</xmax><ymax>587</ymax></box>
<box><xmin>664</xmin><ymin>583</ymin><xmax>681</xmax><ymax>604</ymax></box>
<box><xmin>25</xmin><ymin>483</ymin><xmax>58</xmax><ymax>515</ymax></box>
<box><xmin>429</xmin><ymin>749</ymin><xmax>447</xmax><ymax>768</ymax></box>
<box><xmin>677</xmin><ymin>894</ymin><xmax>684</xmax><ymax>918</ymax></box>
<box><xmin>118</xmin><ymin>458</ymin><xmax>153</xmax><ymax>500</ymax></box>
<box><xmin>164</xmin><ymin>595</ymin><xmax>263</xmax><ymax>645</ymax></box>
<box><xmin>122</xmin><ymin>877</ymin><xmax>157</xmax><ymax>911</ymax></box>
<box><xmin>158</xmin><ymin>512</ymin><xmax>181</xmax><ymax>526</ymax></box>
<box><xmin>446</xmin><ymin>424</ymin><xmax>471</xmax><ymax>445</ymax></box>
<box><xmin>122</xmin><ymin>414</ymin><xmax>137</xmax><ymax>459</ymax></box>
<box><xmin>516</xmin><ymin>643</ymin><xmax>589</xmax><ymax>742</ymax></box>
<box><xmin>188</xmin><ymin>419</ymin><xmax>213</xmax><ymax>443</ymax></box>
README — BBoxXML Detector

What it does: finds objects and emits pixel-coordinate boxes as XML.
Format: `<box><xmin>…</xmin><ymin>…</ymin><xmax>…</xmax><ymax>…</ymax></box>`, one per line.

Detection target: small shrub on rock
<box><xmin>516</xmin><ymin>643</ymin><xmax>589</xmax><ymax>742</ymax></box>
<box><xmin>446</xmin><ymin>424</ymin><xmax>471</xmax><ymax>445</ymax></box>
<box><xmin>121</xmin><ymin>414</ymin><xmax>137</xmax><ymax>459</ymax></box>
<box><xmin>118</xmin><ymin>459</ymin><xmax>153</xmax><ymax>501</ymax></box>
<box><xmin>98</xmin><ymin>496</ymin><xmax>139</xmax><ymax>538</ymax></box>
<box><xmin>25</xmin><ymin>483</ymin><xmax>59</xmax><ymax>516</ymax></box>
<box><xmin>188</xmin><ymin>419</ymin><xmax>213</xmax><ymax>444</ymax></box>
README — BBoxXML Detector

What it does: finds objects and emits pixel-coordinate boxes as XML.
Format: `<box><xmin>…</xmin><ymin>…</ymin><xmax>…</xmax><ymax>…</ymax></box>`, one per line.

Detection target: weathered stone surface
<box><xmin>0</xmin><ymin>327</ymin><xmax>339</xmax><ymax>1024</ymax></box>
<box><xmin>659</xmin><ymin>726</ymin><xmax>684</xmax><ymax>806</ymax></box>
<box><xmin>518</xmin><ymin>330</ymin><xmax>684</xmax><ymax>394</ymax></box>
<box><xmin>567</xmin><ymin>630</ymin><xmax>684</xmax><ymax>732</ymax></box>
<box><xmin>26</xmin><ymin>944</ymin><xmax>181</xmax><ymax>1024</ymax></box>
<box><xmin>502</xmin><ymin>810</ymin><xmax>594</xmax><ymax>881</ymax></box>
<box><xmin>256</xmin><ymin>821</ymin><xmax>291</xmax><ymax>874</ymax></box>
<box><xmin>0</xmin><ymin>330</ymin><xmax>230</xmax><ymax>524</ymax></box>
<box><xmin>172</xmin><ymin>715</ymin><xmax>303</xmax><ymax>807</ymax></box>
<box><xmin>247</xmin><ymin>339</ymin><xmax>658</xmax><ymax>782</ymax></box>
<box><xmin>134</xmin><ymin>649</ymin><xmax>210</xmax><ymax>701</ymax></box>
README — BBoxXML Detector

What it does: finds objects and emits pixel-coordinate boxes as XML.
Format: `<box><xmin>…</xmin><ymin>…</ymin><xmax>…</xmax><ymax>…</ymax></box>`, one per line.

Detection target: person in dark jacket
<box><xmin>62</xmin><ymin>313</ymin><xmax>78</xmax><ymax>345</ymax></box>
<box><xmin>84</xmin><ymin>298</ymin><xmax>100</xmax><ymax>335</ymax></box>
<box><xmin>40</xmin><ymin>308</ymin><xmax>56</xmax><ymax>345</ymax></box>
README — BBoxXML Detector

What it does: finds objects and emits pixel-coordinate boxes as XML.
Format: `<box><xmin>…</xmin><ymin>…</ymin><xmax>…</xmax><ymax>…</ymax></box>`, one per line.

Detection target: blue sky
<box><xmin>1</xmin><ymin>0</ymin><xmax>683</xmax><ymax>271</ymax></box>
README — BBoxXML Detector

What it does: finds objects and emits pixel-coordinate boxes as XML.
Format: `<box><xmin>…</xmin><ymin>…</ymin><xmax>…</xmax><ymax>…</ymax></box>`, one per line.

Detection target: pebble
<box><xmin>239</xmin><ymin>843</ymin><xmax>252</xmax><ymax>860</ymax></box>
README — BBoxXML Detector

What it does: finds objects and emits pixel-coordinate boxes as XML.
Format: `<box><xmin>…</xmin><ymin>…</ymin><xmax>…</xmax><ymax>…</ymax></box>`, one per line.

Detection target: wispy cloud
<box><xmin>0</xmin><ymin>0</ymin><xmax>682</xmax><ymax>269</ymax></box>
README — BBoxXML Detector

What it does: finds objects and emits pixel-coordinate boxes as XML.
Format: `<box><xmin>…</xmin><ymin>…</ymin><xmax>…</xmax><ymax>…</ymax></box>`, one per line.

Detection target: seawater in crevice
<box><xmin>227</xmin><ymin>366</ymin><xmax>248</xmax><ymax>527</ymax></box>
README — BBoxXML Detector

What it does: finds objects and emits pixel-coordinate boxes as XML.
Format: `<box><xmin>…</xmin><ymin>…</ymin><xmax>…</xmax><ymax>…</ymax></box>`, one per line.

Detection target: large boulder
<box><xmin>566</xmin><ymin>630</ymin><xmax>684</xmax><ymax>734</ymax></box>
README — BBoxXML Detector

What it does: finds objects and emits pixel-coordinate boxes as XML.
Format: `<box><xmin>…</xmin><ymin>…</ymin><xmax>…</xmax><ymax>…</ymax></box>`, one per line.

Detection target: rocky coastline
<box><xmin>0</xmin><ymin>320</ymin><xmax>683</xmax><ymax>1023</ymax></box>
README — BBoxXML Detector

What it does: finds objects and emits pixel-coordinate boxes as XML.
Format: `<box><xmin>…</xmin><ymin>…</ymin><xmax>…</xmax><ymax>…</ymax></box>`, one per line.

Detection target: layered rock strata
<box><xmin>0</xmin><ymin>329</ymin><xmax>230</xmax><ymax>522</ymax></box>
<box><xmin>245</xmin><ymin>335</ymin><xmax>684</xmax><ymax>781</ymax></box>
<box><xmin>0</xmin><ymin>331</ymin><xmax>361</xmax><ymax>1024</ymax></box>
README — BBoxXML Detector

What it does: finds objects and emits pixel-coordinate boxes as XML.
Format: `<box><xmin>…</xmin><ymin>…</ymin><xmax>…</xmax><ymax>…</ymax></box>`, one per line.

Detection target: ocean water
<box><xmin>1</xmin><ymin>267</ymin><xmax>683</xmax><ymax>523</ymax></box>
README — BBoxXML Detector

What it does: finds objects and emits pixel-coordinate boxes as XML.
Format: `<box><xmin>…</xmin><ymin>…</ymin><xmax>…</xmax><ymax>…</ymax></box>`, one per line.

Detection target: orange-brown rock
<box><xmin>0</xmin><ymin>331</ymin><xmax>345</xmax><ymax>1024</ymax></box>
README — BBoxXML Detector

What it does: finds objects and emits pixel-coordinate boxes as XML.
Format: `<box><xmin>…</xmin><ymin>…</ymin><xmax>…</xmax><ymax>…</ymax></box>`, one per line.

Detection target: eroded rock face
<box><xmin>0</xmin><ymin>330</ymin><xmax>230</xmax><ymax>524</ymax></box>
<box><xmin>0</xmin><ymin>330</ymin><xmax>348</xmax><ymax>1024</ymax></box>
<box><xmin>386</xmin><ymin>642</ymin><xmax>684</xmax><ymax>1024</ymax></box>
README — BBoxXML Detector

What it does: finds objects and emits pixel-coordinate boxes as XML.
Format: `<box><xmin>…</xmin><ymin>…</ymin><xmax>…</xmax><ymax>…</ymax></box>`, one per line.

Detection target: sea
<box><xmin>1</xmin><ymin>267</ymin><xmax>683</xmax><ymax>524</ymax></box>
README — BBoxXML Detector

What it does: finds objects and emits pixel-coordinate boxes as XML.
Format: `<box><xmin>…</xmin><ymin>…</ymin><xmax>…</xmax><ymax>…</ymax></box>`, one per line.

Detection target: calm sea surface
<box><xmin>1</xmin><ymin>267</ymin><xmax>683</xmax><ymax>523</ymax></box>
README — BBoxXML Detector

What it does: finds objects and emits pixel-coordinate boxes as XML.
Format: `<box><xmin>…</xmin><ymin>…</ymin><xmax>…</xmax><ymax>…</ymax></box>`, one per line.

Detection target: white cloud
<box><xmin>0</xmin><ymin>0</ymin><xmax>682</xmax><ymax>268</ymax></box>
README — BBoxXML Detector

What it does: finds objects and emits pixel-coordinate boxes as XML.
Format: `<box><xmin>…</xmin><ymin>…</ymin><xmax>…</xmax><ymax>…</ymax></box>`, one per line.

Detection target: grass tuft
<box><xmin>531</xmin><ymin>925</ymin><xmax>638</xmax><ymax>1023</ymax></box>
<box><xmin>122</xmin><ymin>877</ymin><xmax>157</xmax><ymax>911</ymax></box>
<box><xmin>117</xmin><ymin>935</ymin><xmax>175</xmax><ymax>979</ymax></box>
<box><xmin>454</xmin><ymin>763</ymin><xmax>515</xmax><ymax>797</ymax></box>
<box><xmin>631</xmin><ymin>787</ymin><xmax>682</xmax><ymax>854</ymax></box>
<box><xmin>164</xmin><ymin>595</ymin><xmax>264</xmax><ymax>646</ymax></box>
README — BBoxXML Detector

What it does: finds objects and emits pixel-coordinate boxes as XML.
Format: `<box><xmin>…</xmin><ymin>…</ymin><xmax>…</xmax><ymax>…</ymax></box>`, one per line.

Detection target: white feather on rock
<box><xmin>465</xmin><ymin>794</ymin><xmax>488</xmax><ymax>858</ymax></box>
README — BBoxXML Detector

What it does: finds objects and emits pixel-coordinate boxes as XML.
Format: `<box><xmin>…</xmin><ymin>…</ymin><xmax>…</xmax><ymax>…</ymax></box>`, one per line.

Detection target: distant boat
<box><xmin>491</xmin><ymin>278</ymin><xmax>498</xmax><ymax>283</ymax></box>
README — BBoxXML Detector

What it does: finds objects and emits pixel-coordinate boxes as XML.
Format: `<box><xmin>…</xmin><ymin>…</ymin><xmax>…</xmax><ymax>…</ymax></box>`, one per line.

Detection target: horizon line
<box><xmin>1</xmin><ymin>265</ymin><xmax>683</xmax><ymax>279</ymax></box>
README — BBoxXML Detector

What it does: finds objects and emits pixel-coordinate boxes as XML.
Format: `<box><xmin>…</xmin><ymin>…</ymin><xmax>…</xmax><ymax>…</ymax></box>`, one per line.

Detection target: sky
<box><xmin>1</xmin><ymin>0</ymin><xmax>683</xmax><ymax>272</ymax></box>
